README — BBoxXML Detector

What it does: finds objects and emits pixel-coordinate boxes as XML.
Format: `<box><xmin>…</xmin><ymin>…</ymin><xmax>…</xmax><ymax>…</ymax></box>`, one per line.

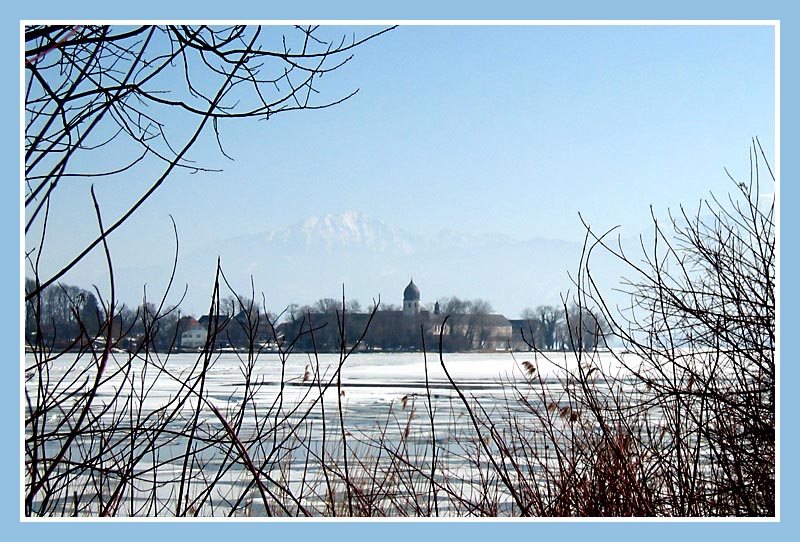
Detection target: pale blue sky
<box><xmin>112</xmin><ymin>24</ymin><xmax>775</xmax><ymax>238</ymax></box>
<box><xmin>27</xmin><ymin>23</ymin><xmax>776</xmax><ymax>310</ymax></box>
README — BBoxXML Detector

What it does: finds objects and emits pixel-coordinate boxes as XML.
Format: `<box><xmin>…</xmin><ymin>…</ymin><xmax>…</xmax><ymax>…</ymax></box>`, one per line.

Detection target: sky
<box><xmin>25</xmin><ymin>23</ymin><xmax>776</xmax><ymax>314</ymax></box>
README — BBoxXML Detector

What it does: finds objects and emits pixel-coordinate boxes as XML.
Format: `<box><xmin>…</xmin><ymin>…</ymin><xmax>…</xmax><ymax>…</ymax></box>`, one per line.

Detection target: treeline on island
<box><xmin>24</xmin><ymin>277</ymin><xmax>179</xmax><ymax>352</ymax></box>
<box><xmin>277</xmin><ymin>297</ymin><xmax>607</xmax><ymax>353</ymax></box>
<box><xmin>24</xmin><ymin>279</ymin><xmax>607</xmax><ymax>354</ymax></box>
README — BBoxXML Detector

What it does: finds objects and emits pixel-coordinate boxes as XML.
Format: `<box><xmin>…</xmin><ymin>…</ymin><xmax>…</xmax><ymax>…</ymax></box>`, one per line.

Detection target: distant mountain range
<box><xmin>113</xmin><ymin>212</ymin><xmax>632</xmax><ymax>319</ymax></box>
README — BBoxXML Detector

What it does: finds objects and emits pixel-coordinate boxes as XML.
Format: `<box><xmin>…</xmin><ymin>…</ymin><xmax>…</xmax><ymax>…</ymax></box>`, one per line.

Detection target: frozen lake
<box><xmin>24</xmin><ymin>349</ymin><xmax>640</xmax><ymax>517</ymax></box>
<box><xmin>26</xmin><ymin>349</ymin><xmax>633</xmax><ymax>423</ymax></box>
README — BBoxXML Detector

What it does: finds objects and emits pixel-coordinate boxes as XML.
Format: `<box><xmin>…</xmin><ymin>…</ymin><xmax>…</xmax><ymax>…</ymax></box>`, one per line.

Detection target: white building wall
<box><xmin>181</xmin><ymin>326</ymin><xmax>207</xmax><ymax>348</ymax></box>
<box><xmin>403</xmin><ymin>299</ymin><xmax>420</xmax><ymax>316</ymax></box>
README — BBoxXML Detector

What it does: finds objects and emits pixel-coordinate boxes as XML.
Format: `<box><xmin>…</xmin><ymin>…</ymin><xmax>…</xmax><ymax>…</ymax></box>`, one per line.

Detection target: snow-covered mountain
<box><xmin>115</xmin><ymin>212</ymin><xmax>629</xmax><ymax>318</ymax></box>
<box><xmin>263</xmin><ymin>212</ymin><xmax>415</xmax><ymax>254</ymax></box>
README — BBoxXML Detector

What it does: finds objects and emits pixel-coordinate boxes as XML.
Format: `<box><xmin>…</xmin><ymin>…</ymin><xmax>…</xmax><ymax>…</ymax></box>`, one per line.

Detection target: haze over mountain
<box><xmin>111</xmin><ymin>211</ymin><xmax>630</xmax><ymax>319</ymax></box>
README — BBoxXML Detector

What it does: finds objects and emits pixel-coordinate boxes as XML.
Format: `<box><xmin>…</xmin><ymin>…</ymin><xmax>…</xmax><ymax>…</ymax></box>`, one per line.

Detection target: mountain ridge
<box><xmin>108</xmin><ymin>211</ymin><xmax>628</xmax><ymax>318</ymax></box>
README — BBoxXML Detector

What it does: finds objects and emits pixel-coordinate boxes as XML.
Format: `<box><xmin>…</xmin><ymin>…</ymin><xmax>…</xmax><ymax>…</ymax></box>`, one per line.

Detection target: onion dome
<box><xmin>403</xmin><ymin>279</ymin><xmax>420</xmax><ymax>301</ymax></box>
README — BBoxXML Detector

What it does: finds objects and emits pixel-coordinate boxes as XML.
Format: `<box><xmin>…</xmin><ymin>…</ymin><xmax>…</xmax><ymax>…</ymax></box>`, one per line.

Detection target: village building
<box><xmin>507</xmin><ymin>319</ymin><xmax>536</xmax><ymax>351</ymax></box>
<box><xmin>401</xmin><ymin>279</ymin><xmax>513</xmax><ymax>350</ymax></box>
<box><xmin>179</xmin><ymin>317</ymin><xmax>206</xmax><ymax>349</ymax></box>
<box><xmin>275</xmin><ymin>279</ymin><xmax>514</xmax><ymax>352</ymax></box>
<box><xmin>178</xmin><ymin>314</ymin><xmax>234</xmax><ymax>349</ymax></box>
<box><xmin>430</xmin><ymin>313</ymin><xmax>513</xmax><ymax>351</ymax></box>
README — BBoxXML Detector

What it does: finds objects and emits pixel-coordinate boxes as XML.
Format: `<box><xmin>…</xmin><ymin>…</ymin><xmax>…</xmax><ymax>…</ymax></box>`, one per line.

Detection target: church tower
<box><xmin>403</xmin><ymin>279</ymin><xmax>421</xmax><ymax>317</ymax></box>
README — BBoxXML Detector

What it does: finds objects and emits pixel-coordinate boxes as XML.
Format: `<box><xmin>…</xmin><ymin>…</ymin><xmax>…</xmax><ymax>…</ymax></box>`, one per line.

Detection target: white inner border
<box><xmin>19</xmin><ymin>20</ymin><xmax>781</xmax><ymax>523</ymax></box>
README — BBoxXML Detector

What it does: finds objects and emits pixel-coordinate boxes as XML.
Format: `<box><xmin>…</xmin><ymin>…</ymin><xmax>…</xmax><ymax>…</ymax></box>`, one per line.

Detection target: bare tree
<box><xmin>437</xmin><ymin>296</ymin><xmax>471</xmax><ymax>315</ymax></box>
<box><xmin>23</xmin><ymin>24</ymin><xmax>396</xmax><ymax>518</ymax></box>
<box><xmin>314</xmin><ymin>298</ymin><xmax>341</xmax><ymax>314</ymax></box>
<box><xmin>25</xmin><ymin>24</ymin><xmax>395</xmax><ymax>300</ymax></box>
<box><xmin>560</xmin><ymin>301</ymin><xmax>609</xmax><ymax>352</ymax></box>
<box><xmin>534</xmin><ymin>305</ymin><xmax>562</xmax><ymax>350</ymax></box>
<box><xmin>345</xmin><ymin>299</ymin><xmax>363</xmax><ymax>313</ymax></box>
<box><xmin>466</xmin><ymin>298</ymin><xmax>494</xmax><ymax>349</ymax></box>
<box><xmin>570</xmin><ymin>140</ymin><xmax>775</xmax><ymax>515</ymax></box>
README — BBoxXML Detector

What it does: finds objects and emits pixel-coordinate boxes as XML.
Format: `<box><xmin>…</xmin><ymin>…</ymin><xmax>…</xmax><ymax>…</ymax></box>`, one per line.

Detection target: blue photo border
<box><xmin>5</xmin><ymin>1</ymin><xmax>795</xmax><ymax>540</ymax></box>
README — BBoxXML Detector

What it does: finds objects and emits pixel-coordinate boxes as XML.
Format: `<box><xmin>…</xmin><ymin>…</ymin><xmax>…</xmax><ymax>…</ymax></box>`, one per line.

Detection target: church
<box><xmin>274</xmin><ymin>279</ymin><xmax>513</xmax><ymax>352</ymax></box>
<box><xmin>402</xmin><ymin>279</ymin><xmax>422</xmax><ymax>316</ymax></box>
<box><xmin>393</xmin><ymin>279</ymin><xmax>513</xmax><ymax>351</ymax></box>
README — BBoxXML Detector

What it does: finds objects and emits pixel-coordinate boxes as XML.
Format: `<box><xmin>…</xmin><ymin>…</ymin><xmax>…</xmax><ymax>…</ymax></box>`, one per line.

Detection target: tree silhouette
<box><xmin>25</xmin><ymin>24</ymin><xmax>395</xmax><ymax>300</ymax></box>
